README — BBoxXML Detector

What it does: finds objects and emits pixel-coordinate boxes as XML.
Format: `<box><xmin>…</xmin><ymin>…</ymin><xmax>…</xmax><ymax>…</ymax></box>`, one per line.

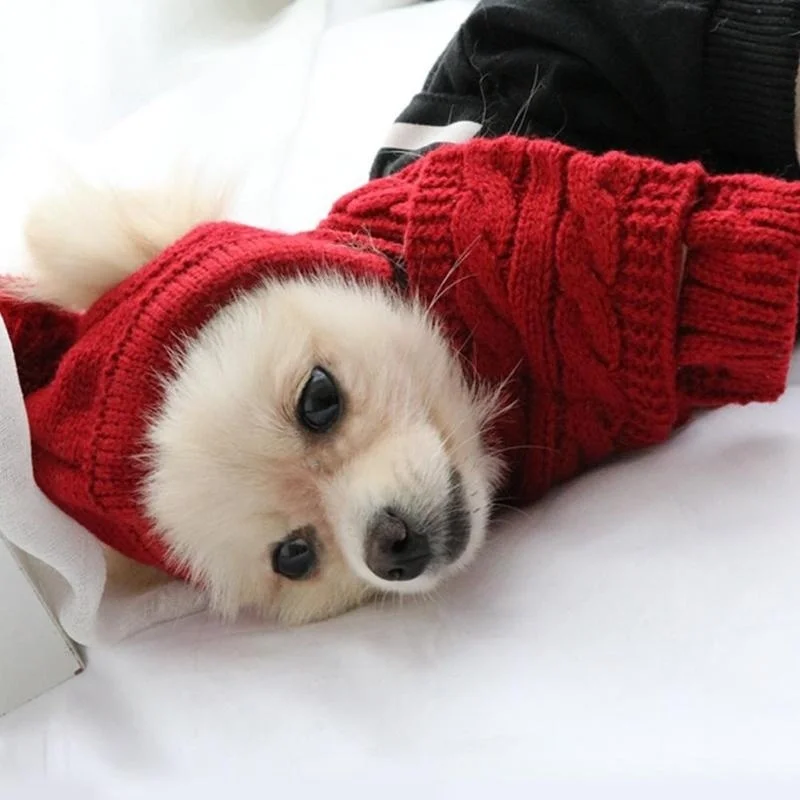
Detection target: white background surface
<box><xmin>1</xmin><ymin>0</ymin><xmax>800</xmax><ymax>795</ymax></box>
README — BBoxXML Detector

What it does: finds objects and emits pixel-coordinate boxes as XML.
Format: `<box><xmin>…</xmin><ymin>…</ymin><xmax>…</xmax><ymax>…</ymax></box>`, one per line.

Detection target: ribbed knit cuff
<box><xmin>679</xmin><ymin>174</ymin><xmax>800</xmax><ymax>409</ymax></box>
<box><xmin>705</xmin><ymin>0</ymin><xmax>800</xmax><ymax>177</ymax></box>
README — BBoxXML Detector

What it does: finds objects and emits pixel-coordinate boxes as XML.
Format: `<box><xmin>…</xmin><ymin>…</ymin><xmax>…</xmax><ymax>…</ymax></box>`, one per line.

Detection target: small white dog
<box><xmin>21</xmin><ymin>175</ymin><xmax>505</xmax><ymax>625</ymax></box>
<box><xmin>17</xmin><ymin>133</ymin><xmax>789</xmax><ymax>628</ymax></box>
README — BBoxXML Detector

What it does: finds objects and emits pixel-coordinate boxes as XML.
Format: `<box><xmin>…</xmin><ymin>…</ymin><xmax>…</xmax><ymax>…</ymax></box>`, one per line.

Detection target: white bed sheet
<box><xmin>1</xmin><ymin>1</ymin><xmax>800</xmax><ymax>795</ymax></box>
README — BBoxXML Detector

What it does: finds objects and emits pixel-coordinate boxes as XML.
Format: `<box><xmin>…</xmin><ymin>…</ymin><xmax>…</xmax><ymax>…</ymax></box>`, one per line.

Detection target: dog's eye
<box><xmin>297</xmin><ymin>366</ymin><xmax>341</xmax><ymax>433</ymax></box>
<box><xmin>272</xmin><ymin>535</ymin><xmax>316</xmax><ymax>580</ymax></box>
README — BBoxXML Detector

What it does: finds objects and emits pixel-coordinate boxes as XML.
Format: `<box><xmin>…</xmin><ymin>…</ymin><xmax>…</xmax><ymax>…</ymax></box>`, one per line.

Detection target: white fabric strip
<box><xmin>382</xmin><ymin>119</ymin><xmax>481</xmax><ymax>152</ymax></box>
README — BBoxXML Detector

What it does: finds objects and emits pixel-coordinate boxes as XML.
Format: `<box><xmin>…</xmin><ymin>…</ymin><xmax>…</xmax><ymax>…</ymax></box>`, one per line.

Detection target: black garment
<box><xmin>371</xmin><ymin>0</ymin><xmax>800</xmax><ymax>180</ymax></box>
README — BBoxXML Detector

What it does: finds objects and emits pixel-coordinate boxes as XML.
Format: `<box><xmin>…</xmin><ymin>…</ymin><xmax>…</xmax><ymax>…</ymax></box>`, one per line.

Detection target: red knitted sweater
<box><xmin>2</xmin><ymin>136</ymin><xmax>800</xmax><ymax>574</ymax></box>
<box><xmin>323</xmin><ymin>137</ymin><xmax>800</xmax><ymax>499</ymax></box>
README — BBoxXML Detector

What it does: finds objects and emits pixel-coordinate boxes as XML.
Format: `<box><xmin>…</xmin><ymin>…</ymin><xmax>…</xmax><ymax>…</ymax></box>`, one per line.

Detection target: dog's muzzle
<box><xmin>364</xmin><ymin>469</ymin><xmax>470</xmax><ymax>582</ymax></box>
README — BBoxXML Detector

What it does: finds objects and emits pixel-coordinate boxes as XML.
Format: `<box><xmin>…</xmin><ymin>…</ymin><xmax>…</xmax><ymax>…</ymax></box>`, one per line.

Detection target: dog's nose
<box><xmin>365</xmin><ymin>509</ymin><xmax>432</xmax><ymax>582</ymax></box>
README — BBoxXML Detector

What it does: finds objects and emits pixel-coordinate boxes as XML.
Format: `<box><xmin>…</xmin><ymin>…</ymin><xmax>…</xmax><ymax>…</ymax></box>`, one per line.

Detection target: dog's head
<box><xmin>21</xmin><ymin>176</ymin><xmax>503</xmax><ymax>625</ymax></box>
<box><xmin>144</xmin><ymin>274</ymin><xmax>504</xmax><ymax>624</ymax></box>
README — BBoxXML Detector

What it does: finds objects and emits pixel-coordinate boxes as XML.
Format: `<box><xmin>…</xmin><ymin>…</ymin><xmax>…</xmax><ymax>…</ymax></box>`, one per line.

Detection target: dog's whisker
<box><xmin>439</xmin><ymin>413</ymin><xmax>479</xmax><ymax>453</ymax></box>
<box><xmin>509</xmin><ymin>64</ymin><xmax>542</xmax><ymax>137</ymax></box>
<box><xmin>491</xmin><ymin>501</ymin><xmax>536</xmax><ymax>523</ymax></box>
<box><xmin>452</xmin><ymin>329</ymin><xmax>476</xmax><ymax>364</ymax></box>
<box><xmin>443</xmin><ymin>421</ymin><xmax>496</xmax><ymax>460</ymax></box>
<box><xmin>425</xmin><ymin>237</ymin><xmax>481</xmax><ymax>314</ymax></box>
<box><xmin>490</xmin><ymin>442</ymin><xmax>562</xmax><ymax>456</ymax></box>
<box><xmin>428</xmin><ymin>273</ymin><xmax>477</xmax><ymax>314</ymax></box>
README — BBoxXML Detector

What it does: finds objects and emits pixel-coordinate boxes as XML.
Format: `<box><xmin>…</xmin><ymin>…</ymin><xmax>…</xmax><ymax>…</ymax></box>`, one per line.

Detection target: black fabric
<box><xmin>371</xmin><ymin>0</ymin><xmax>800</xmax><ymax>180</ymax></box>
<box><xmin>706</xmin><ymin>0</ymin><xmax>800</xmax><ymax>176</ymax></box>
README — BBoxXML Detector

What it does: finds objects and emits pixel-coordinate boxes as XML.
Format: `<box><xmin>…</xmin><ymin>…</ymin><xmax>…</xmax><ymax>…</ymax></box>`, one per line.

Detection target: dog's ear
<box><xmin>23</xmin><ymin>169</ymin><xmax>231</xmax><ymax>311</ymax></box>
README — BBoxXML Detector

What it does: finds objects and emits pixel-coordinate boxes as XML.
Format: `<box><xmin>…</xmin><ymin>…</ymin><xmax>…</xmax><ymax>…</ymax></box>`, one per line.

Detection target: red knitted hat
<box><xmin>1</xmin><ymin>229</ymin><xmax>394</xmax><ymax>574</ymax></box>
<box><xmin>3</xmin><ymin>135</ymin><xmax>800</xmax><ymax>576</ymax></box>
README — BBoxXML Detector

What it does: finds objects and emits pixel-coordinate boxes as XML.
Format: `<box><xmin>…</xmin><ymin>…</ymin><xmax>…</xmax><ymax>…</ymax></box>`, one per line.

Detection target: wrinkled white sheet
<box><xmin>1</xmin><ymin>0</ymin><xmax>800</xmax><ymax>794</ymax></box>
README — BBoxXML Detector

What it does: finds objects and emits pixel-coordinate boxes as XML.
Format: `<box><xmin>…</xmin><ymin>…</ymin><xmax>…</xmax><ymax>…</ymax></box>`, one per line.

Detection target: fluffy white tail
<box><xmin>23</xmin><ymin>171</ymin><xmax>230</xmax><ymax>310</ymax></box>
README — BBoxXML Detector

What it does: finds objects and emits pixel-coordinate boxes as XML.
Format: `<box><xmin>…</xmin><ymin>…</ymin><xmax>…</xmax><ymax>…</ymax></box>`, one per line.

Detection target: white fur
<box><xmin>22</xmin><ymin>172</ymin><xmax>504</xmax><ymax>626</ymax></box>
<box><xmin>24</xmin><ymin>171</ymin><xmax>229</xmax><ymax>309</ymax></box>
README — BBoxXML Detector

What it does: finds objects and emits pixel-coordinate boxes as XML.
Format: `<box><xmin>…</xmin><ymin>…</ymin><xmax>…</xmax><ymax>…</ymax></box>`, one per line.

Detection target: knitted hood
<box><xmin>0</xmin><ymin>230</ymin><xmax>393</xmax><ymax>573</ymax></box>
<box><xmin>2</xmin><ymin>135</ymin><xmax>800</xmax><ymax>575</ymax></box>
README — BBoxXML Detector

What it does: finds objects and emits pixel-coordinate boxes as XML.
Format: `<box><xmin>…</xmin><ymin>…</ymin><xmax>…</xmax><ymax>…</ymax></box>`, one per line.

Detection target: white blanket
<box><xmin>2</xmin><ymin>0</ymin><xmax>800</xmax><ymax>793</ymax></box>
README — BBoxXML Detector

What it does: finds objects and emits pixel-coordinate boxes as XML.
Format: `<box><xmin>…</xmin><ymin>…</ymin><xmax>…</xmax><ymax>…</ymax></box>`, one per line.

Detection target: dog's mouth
<box><xmin>361</xmin><ymin>467</ymin><xmax>471</xmax><ymax>586</ymax></box>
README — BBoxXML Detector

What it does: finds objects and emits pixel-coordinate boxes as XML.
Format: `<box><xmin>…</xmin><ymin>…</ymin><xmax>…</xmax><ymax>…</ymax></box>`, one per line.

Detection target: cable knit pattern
<box><xmin>2</xmin><ymin>135</ymin><xmax>800</xmax><ymax>575</ymax></box>
<box><xmin>327</xmin><ymin>136</ymin><xmax>800</xmax><ymax>500</ymax></box>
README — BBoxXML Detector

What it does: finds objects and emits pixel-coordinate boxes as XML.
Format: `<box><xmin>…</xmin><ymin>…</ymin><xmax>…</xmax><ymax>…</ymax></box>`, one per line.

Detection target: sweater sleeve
<box><xmin>371</xmin><ymin>0</ymin><xmax>800</xmax><ymax>181</ymax></box>
<box><xmin>677</xmin><ymin>174</ymin><xmax>800</xmax><ymax>412</ymax></box>
<box><xmin>322</xmin><ymin>135</ymin><xmax>800</xmax><ymax>500</ymax></box>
